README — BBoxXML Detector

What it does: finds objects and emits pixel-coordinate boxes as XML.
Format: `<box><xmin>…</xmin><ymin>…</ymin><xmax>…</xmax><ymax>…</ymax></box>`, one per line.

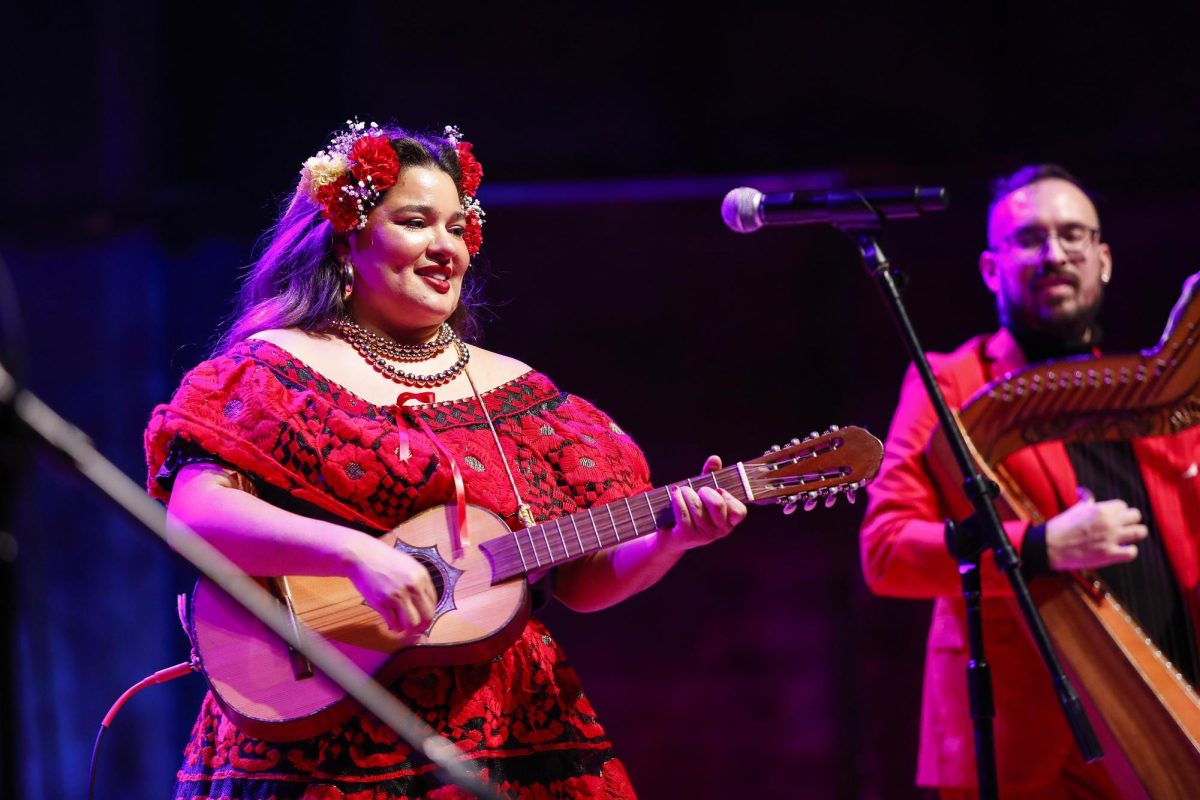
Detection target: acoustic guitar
<box><xmin>186</xmin><ymin>426</ymin><xmax>883</xmax><ymax>741</ymax></box>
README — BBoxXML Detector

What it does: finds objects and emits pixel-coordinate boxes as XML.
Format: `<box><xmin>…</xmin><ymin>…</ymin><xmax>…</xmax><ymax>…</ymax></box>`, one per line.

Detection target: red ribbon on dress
<box><xmin>395</xmin><ymin>391</ymin><xmax>470</xmax><ymax>554</ymax></box>
<box><xmin>391</xmin><ymin>392</ymin><xmax>434</xmax><ymax>462</ymax></box>
<box><xmin>395</xmin><ymin>392</ymin><xmax>436</xmax><ymax>406</ymax></box>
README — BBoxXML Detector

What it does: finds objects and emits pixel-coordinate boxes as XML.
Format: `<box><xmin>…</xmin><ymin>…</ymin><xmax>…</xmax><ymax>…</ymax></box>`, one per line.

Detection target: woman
<box><xmin>144</xmin><ymin>120</ymin><xmax>746</xmax><ymax>799</ymax></box>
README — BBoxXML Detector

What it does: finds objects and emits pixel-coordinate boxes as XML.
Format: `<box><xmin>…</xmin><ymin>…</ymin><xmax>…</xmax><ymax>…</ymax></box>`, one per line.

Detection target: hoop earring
<box><xmin>341</xmin><ymin>260</ymin><xmax>355</xmax><ymax>300</ymax></box>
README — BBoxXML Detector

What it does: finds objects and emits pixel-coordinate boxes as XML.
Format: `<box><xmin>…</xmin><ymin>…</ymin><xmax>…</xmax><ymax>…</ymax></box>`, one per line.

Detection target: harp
<box><xmin>928</xmin><ymin>273</ymin><xmax>1200</xmax><ymax>798</ymax></box>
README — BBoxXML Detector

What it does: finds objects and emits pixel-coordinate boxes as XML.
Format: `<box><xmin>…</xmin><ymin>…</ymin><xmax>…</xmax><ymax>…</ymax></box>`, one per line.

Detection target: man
<box><xmin>860</xmin><ymin>164</ymin><xmax>1200</xmax><ymax>798</ymax></box>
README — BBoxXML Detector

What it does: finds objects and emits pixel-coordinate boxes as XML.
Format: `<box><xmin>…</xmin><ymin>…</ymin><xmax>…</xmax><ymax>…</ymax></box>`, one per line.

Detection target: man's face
<box><xmin>980</xmin><ymin>178</ymin><xmax>1112</xmax><ymax>341</ymax></box>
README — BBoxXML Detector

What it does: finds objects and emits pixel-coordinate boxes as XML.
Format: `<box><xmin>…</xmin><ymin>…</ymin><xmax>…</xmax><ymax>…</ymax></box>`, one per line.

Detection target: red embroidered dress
<box><xmin>144</xmin><ymin>340</ymin><xmax>648</xmax><ymax>800</ymax></box>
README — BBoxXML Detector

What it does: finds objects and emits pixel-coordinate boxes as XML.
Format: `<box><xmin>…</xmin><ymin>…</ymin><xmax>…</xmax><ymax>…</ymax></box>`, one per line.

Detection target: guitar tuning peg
<box><xmin>824</xmin><ymin>491</ymin><xmax>838</xmax><ymax>508</ymax></box>
<box><xmin>808</xmin><ymin>431</ymin><xmax>819</xmax><ymax>439</ymax></box>
<box><xmin>803</xmin><ymin>493</ymin><xmax>819</xmax><ymax>512</ymax></box>
<box><xmin>782</xmin><ymin>499</ymin><xmax>798</xmax><ymax>515</ymax></box>
<box><xmin>828</xmin><ymin>424</ymin><xmax>840</xmax><ymax>431</ymax></box>
<box><xmin>845</xmin><ymin>487</ymin><xmax>857</xmax><ymax>504</ymax></box>
<box><xmin>788</xmin><ymin>437</ymin><xmax>801</xmax><ymax>446</ymax></box>
<box><xmin>770</xmin><ymin>444</ymin><xmax>782</xmax><ymax>453</ymax></box>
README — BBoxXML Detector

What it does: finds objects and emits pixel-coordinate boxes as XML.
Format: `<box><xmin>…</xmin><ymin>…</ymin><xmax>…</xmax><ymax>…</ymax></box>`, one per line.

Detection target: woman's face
<box><xmin>346</xmin><ymin>165</ymin><xmax>469</xmax><ymax>339</ymax></box>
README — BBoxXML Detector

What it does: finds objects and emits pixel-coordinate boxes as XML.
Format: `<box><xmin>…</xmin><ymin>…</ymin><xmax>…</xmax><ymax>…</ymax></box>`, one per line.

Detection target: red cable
<box><xmin>101</xmin><ymin>660</ymin><xmax>195</xmax><ymax>727</ymax></box>
<box><xmin>89</xmin><ymin>659</ymin><xmax>197</xmax><ymax>800</ymax></box>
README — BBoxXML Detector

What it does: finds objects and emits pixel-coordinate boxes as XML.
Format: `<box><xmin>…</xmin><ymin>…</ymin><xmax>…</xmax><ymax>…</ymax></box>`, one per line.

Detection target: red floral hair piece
<box><xmin>348</xmin><ymin>135</ymin><xmax>401</xmax><ymax>192</ymax></box>
<box><xmin>456</xmin><ymin>142</ymin><xmax>483</xmax><ymax>196</ymax></box>
<box><xmin>298</xmin><ymin>120</ymin><xmax>487</xmax><ymax>255</ymax></box>
<box><xmin>444</xmin><ymin>127</ymin><xmax>485</xmax><ymax>256</ymax></box>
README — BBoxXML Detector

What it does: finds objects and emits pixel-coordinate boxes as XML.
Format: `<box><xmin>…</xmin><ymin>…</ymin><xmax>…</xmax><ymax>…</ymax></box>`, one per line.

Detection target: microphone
<box><xmin>722</xmin><ymin>185</ymin><xmax>948</xmax><ymax>233</ymax></box>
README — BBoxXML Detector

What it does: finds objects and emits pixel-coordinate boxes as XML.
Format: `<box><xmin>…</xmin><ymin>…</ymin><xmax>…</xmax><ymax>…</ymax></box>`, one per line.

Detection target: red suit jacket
<box><xmin>860</xmin><ymin>327</ymin><xmax>1200</xmax><ymax>790</ymax></box>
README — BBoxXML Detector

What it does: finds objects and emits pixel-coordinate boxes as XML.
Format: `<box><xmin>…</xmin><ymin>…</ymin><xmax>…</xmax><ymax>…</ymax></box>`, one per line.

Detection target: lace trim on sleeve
<box><xmin>154</xmin><ymin>435</ymin><xmax>259</xmax><ymax>496</ymax></box>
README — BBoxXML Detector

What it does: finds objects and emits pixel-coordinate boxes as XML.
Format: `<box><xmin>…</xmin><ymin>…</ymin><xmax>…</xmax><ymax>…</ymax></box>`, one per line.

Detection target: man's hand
<box><xmin>1046</xmin><ymin>488</ymin><xmax>1148</xmax><ymax>571</ymax></box>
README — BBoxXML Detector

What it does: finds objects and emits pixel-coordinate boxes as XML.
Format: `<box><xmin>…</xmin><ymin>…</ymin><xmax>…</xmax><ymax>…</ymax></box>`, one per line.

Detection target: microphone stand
<box><xmin>0</xmin><ymin>394</ymin><xmax>21</xmax><ymax>800</ymax></box>
<box><xmin>0</xmin><ymin>251</ymin><xmax>23</xmax><ymax>800</ymax></box>
<box><xmin>846</xmin><ymin>220</ymin><xmax>1101</xmax><ymax>799</ymax></box>
<box><xmin>0</xmin><ymin>360</ymin><xmax>503</xmax><ymax>800</ymax></box>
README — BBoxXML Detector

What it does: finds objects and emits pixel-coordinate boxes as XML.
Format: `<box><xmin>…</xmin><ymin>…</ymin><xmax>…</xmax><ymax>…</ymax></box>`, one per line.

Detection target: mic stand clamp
<box><xmin>846</xmin><ymin>221</ymin><xmax>1101</xmax><ymax>800</ymax></box>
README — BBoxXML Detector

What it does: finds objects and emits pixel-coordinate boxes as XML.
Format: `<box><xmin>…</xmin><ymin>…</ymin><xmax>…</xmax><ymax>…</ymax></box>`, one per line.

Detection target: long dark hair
<box><xmin>215</xmin><ymin>127</ymin><xmax>483</xmax><ymax>353</ymax></box>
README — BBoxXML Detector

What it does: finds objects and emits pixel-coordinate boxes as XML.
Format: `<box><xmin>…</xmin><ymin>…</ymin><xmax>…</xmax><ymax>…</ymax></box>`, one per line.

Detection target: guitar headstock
<box><xmin>743</xmin><ymin>425</ymin><xmax>884</xmax><ymax>513</ymax></box>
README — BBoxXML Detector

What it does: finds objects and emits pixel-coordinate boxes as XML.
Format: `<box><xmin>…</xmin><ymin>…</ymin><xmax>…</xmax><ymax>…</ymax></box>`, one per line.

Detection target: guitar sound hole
<box><xmin>392</xmin><ymin>541</ymin><xmax>461</xmax><ymax>622</ymax></box>
<box><xmin>412</xmin><ymin>554</ymin><xmax>446</xmax><ymax>604</ymax></box>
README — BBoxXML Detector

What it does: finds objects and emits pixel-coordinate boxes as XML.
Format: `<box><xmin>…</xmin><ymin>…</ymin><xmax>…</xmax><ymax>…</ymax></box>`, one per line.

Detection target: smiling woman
<box><xmin>219</xmin><ymin>122</ymin><xmax>485</xmax><ymax>353</ymax></box>
<box><xmin>337</xmin><ymin>166</ymin><xmax>470</xmax><ymax>346</ymax></box>
<box><xmin>142</xmin><ymin>119</ymin><xmax>748</xmax><ymax>799</ymax></box>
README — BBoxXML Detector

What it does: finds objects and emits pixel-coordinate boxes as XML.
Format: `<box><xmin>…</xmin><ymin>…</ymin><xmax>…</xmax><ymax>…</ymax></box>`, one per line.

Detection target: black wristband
<box><xmin>1020</xmin><ymin>523</ymin><xmax>1050</xmax><ymax>578</ymax></box>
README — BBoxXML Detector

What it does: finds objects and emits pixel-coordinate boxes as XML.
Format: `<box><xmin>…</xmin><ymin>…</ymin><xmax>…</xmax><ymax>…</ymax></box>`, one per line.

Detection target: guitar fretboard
<box><xmin>479</xmin><ymin>466</ymin><xmax>747</xmax><ymax>582</ymax></box>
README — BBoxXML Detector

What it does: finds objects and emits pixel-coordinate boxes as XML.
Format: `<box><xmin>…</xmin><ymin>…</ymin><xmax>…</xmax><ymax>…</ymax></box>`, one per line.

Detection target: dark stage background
<box><xmin>4</xmin><ymin>3</ymin><xmax>1200</xmax><ymax>798</ymax></box>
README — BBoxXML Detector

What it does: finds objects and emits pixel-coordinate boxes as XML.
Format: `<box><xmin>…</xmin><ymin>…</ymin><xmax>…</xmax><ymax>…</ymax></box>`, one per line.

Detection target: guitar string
<box><xmin>491</xmin><ymin>440</ymin><xmax>872</xmax><ymax>579</ymax></box>
<box><xmin>293</xmin><ymin>443</ymin><xmax>859</xmax><ymax>622</ymax></box>
<box><xmin>495</xmin><ymin>467</ymin><xmax>743</xmax><ymax>576</ymax></box>
<box><xmin>491</xmin><ymin>458</ymin><xmax>842</xmax><ymax>577</ymax></box>
<box><xmin>295</xmin><ymin>425</ymin><xmax>686</xmax><ymax>625</ymax></box>
<box><xmin>294</xmin><ymin>449</ymin><xmax>848</xmax><ymax>622</ymax></box>
<box><xmin>499</xmin><ymin>459</ymin><xmax>829</xmax><ymax>575</ymax></box>
<box><xmin>494</xmin><ymin>431</ymin><xmax>862</xmax><ymax>574</ymax></box>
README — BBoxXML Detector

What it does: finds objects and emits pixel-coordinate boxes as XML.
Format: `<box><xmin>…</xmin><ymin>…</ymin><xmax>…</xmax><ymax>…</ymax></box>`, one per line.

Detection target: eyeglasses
<box><xmin>999</xmin><ymin>223</ymin><xmax>1100</xmax><ymax>256</ymax></box>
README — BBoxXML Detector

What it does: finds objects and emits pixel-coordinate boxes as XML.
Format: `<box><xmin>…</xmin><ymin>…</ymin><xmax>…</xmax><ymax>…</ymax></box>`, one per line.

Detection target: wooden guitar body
<box><xmin>186</xmin><ymin>426</ymin><xmax>885</xmax><ymax>742</ymax></box>
<box><xmin>190</xmin><ymin>504</ymin><xmax>529</xmax><ymax>741</ymax></box>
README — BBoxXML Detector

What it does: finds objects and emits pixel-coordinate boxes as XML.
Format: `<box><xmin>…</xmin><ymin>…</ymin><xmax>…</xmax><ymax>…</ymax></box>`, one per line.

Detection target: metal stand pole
<box><xmin>0</xmin><ymin>361</ymin><xmax>502</xmax><ymax>800</ymax></box>
<box><xmin>852</xmin><ymin>227</ymin><xmax>1101</xmax><ymax>797</ymax></box>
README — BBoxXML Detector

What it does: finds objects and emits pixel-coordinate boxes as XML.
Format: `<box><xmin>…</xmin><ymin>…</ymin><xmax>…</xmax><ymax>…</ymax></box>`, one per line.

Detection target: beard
<box><xmin>998</xmin><ymin>282</ymin><xmax>1105</xmax><ymax>343</ymax></box>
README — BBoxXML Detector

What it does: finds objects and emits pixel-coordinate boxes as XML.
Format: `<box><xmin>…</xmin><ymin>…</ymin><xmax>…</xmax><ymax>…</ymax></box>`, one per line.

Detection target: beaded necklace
<box><xmin>333</xmin><ymin>319</ymin><xmax>454</xmax><ymax>361</ymax></box>
<box><xmin>334</xmin><ymin>317</ymin><xmax>536</xmax><ymax>532</ymax></box>
<box><xmin>332</xmin><ymin>318</ymin><xmax>469</xmax><ymax>388</ymax></box>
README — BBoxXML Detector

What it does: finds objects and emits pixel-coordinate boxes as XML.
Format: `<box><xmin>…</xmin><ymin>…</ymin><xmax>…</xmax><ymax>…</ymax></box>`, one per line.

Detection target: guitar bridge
<box><xmin>270</xmin><ymin>577</ymin><xmax>315</xmax><ymax>681</ymax></box>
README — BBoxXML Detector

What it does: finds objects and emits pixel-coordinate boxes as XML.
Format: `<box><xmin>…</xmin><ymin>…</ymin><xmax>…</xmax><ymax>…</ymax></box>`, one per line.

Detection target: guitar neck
<box><xmin>480</xmin><ymin>464</ymin><xmax>751</xmax><ymax>582</ymax></box>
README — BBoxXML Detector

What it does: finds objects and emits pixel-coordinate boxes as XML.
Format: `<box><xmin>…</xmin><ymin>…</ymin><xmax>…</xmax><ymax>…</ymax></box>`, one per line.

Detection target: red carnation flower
<box><xmin>349</xmin><ymin>135</ymin><xmax>401</xmax><ymax>192</ymax></box>
<box><xmin>317</xmin><ymin>176</ymin><xmax>362</xmax><ymax>232</ymax></box>
<box><xmin>456</xmin><ymin>142</ymin><xmax>483</xmax><ymax>196</ymax></box>
<box><xmin>463</xmin><ymin>210</ymin><xmax>483</xmax><ymax>255</ymax></box>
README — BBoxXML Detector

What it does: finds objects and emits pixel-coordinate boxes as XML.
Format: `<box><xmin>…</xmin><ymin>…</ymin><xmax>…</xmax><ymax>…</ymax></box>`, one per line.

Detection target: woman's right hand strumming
<box><xmin>346</xmin><ymin>538</ymin><xmax>438</xmax><ymax>634</ymax></box>
<box><xmin>168</xmin><ymin>463</ymin><xmax>437</xmax><ymax>634</ymax></box>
